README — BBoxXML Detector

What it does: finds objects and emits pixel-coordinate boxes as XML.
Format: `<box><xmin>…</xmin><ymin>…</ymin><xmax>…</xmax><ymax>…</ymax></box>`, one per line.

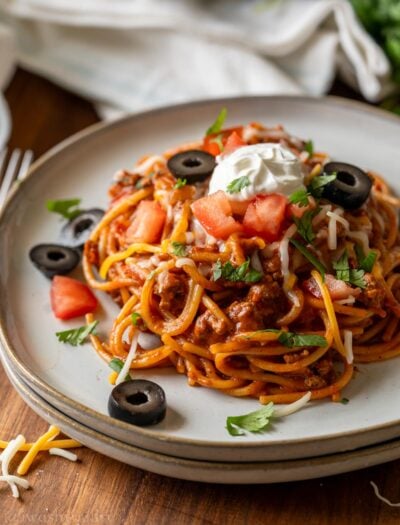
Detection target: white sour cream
<box><xmin>208</xmin><ymin>143</ymin><xmax>305</xmax><ymax>201</ymax></box>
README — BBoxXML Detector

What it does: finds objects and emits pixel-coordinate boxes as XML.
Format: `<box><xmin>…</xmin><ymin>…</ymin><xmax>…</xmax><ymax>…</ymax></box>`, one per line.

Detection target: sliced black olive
<box><xmin>29</xmin><ymin>244</ymin><xmax>80</xmax><ymax>279</ymax></box>
<box><xmin>60</xmin><ymin>208</ymin><xmax>104</xmax><ymax>248</ymax></box>
<box><xmin>167</xmin><ymin>150</ymin><xmax>216</xmax><ymax>183</ymax></box>
<box><xmin>321</xmin><ymin>162</ymin><xmax>372</xmax><ymax>210</ymax></box>
<box><xmin>108</xmin><ymin>379</ymin><xmax>166</xmax><ymax>426</ymax></box>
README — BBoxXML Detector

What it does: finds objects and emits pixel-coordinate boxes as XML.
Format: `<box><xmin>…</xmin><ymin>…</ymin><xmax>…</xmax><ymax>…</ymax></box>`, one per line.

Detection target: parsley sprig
<box><xmin>174</xmin><ymin>178</ymin><xmax>187</xmax><ymax>189</ymax></box>
<box><xmin>56</xmin><ymin>320</ymin><xmax>98</xmax><ymax>346</ymax></box>
<box><xmin>307</xmin><ymin>173</ymin><xmax>337</xmax><ymax>198</ymax></box>
<box><xmin>355</xmin><ymin>245</ymin><xmax>377</xmax><ymax>273</ymax></box>
<box><xmin>293</xmin><ymin>208</ymin><xmax>319</xmax><ymax>244</ymax></box>
<box><xmin>289</xmin><ymin>238</ymin><xmax>327</xmax><ymax>277</ymax></box>
<box><xmin>213</xmin><ymin>259</ymin><xmax>262</xmax><ymax>283</ymax></box>
<box><xmin>206</xmin><ymin>108</ymin><xmax>227</xmax><ymax>136</ymax></box>
<box><xmin>256</xmin><ymin>329</ymin><xmax>327</xmax><ymax>348</ymax></box>
<box><xmin>304</xmin><ymin>140</ymin><xmax>314</xmax><ymax>156</ymax></box>
<box><xmin>109</xmin><ymin>358</ymin><xmax>132</xmax><ymax>382</ymax></box>
<box><xmin>226</xmin><ymin>403</ymin><xmax>275</xmax><ymax>436</ymax></box>
<box><xmin>47</xmin><ymin>198</ymin><xmax>82</xmax><ymax>220</ymax></box>
<box><xmin>288</xmin><ymin>188</ymin><xmax>309</xmax><ymax>207</ymax></box>
<box><xmin>332</xmin><ymin>250</ymin><xmax>367</xmax><ymax>289</ymax></box>
<box><xmin>226</xmin><ymin>175</ymin><xmax>250</xmax><ymax>194</ymax></box>
<box><xmin>171</xmin><ymin>241</ymin><xmax>187</xmax><ymax>257</ymax></box>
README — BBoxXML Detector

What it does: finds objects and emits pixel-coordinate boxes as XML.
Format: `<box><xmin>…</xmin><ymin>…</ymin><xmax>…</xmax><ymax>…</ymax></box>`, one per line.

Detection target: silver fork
<box><xmin>0</xmin><ymin>149</ymin><xmax>34</xmax><ymax>208</ymax></box>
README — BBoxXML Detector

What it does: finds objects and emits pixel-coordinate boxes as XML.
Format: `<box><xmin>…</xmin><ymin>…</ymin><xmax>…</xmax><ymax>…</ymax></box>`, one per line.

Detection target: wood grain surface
<box><xmin>1</xmin><ymin>68</ymin><xmax>400</xmax><ymax>525</ymax></box>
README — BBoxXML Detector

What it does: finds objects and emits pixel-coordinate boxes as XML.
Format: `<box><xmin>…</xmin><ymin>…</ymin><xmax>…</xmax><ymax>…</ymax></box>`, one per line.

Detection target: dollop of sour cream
<box><xmin>208</xmin><ymin>143</ymin><xmax>305</xmax><ymax>201</ymax></box>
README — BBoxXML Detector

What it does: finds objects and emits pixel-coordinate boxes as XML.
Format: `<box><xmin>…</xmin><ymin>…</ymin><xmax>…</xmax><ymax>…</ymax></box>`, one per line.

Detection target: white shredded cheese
<box><xmin>241</xmin><ymin>124</ymin><xmax>258</xmax><ymax>143</ymax></box>
<box><xmin>312</xmin><ymin>205</ymin><xmax>331</xmax><ymax>226</ymax></box>
<box><xmin>116</xmin><ymin>332</ymin><xmax>139</xmax><ymax>385</ymax></box>
<box><xmin>347</xmin><ymin>231</ymin><xmax>370</xmax><ymax>254</ymax></box>
<box><xmin>0</xmin><ymin>435</ymin><xmax>28</xmax><ymax>498</ymax></box>
<box><xmin>175</xmin><ymin>257</ymin><xmax>196</xmax><ymax>269</ymax></box>
<box><xmin>134</xmin><ymin>155</ymin><xmax>165</xmax><ymax>175</ymax></box>
<box><xmin>250</xmin><ymin>251</ymin><xmax>263</xmax><ymax>273</ymax></box>
<box><xmin>299</xmin><ymin>151</ymin><xmax>310</xmax><ymax>162</ymax></box>
<box><xmin>335</xmin><ymin>296</ymin><xmax>356</xmax><ymax>305</ymax></box>
<box><xmin>185</xmin><ymin>232</ymin><xmax>194</xmax><ymax>244</ymax></box>
<box><xmin>370</xmin><ymin>481</ymin><xmax>400</xmax><ymax>507</ymax></box>
<box><xmin>49</xmin><ymin>448</ymin><xmax>78</xmax><ymax>462</ymax></box>
<box><xmin>279</xmin><ymin>224</ymin><xmax>297</xmax><ymax>284</ymax></box>
<box><xmin>343</xmin><ymin>330</ymin><xmax>354</xmax><ymax>364</ymax></box>
<box><xmin>273</xmin><ymin>392</ymin><xmax>312</xmax><ymax>418</ymax></box>
<box><xmin>326</xmin><ymin>210</ymin><xmax>349</xmax><ymax>251</ymax></box>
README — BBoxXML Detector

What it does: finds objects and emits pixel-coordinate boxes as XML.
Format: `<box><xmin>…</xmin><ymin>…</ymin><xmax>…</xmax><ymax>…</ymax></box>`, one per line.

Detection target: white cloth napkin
<box><xmin>0</xmin><ymin>0</ymin><xmax>393</xmax><ymax>120</ymax></box>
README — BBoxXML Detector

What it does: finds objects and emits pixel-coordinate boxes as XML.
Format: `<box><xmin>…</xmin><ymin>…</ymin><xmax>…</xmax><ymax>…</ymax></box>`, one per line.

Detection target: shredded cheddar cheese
<box><xmin>17</xmin><ymin>426</ymin><xmax>60</xmax><ymax>475</ymax></box>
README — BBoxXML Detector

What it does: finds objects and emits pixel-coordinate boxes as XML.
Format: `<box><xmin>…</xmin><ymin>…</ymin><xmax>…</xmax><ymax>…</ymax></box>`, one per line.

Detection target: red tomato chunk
<box><xmin>51</xmin><ymin>276</ymin><xmax>98</xmax><ymax>320</ymax></box>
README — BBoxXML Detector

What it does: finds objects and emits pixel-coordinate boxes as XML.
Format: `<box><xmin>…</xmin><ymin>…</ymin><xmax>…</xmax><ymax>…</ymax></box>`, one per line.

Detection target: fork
<box><xmin>0</xmin><ymin>149</ymin><xmax>34</xmax><ymax>208</ymax></box>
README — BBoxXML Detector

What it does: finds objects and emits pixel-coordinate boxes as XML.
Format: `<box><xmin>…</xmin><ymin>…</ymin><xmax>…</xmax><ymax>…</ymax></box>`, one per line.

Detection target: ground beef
<box><xmin>193</xmin><ymin>310</ymin><xmax>229</xmax><ymax>344</ymax></box>
<box><xmin>85</xmin><ymin>240</ymin><xmax>99</xmax><ymax>266</ymax></box>
<box><xmin>262</xmin><ymin>252</ymin><xmax>282</xmax><ymax>280</ymax></box>
<box><xmin>155</xmin><ymin>270</ymin><xmax>187</xmax><ymax>315</ymax></box>
<box><xmin>357</xmin><ymin>274</ymin><xmax>386</xmax><ymax>310</ymax></box>
<box><xmin>304</xmin><ymin>375</ymin><xmax>327</xmax><ymax>389</ymax></box>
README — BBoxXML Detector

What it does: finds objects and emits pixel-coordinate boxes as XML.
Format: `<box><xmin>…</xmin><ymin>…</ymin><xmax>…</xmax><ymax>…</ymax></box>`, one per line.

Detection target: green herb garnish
<box><xmin>213</xmin><ymin>259</ymin><xmax>262</xmax><ymax>283</ymax></box>
<box><xmin>332</xmin><ymin>250</ymin><xmax>367</xmax><ymax>289</ymax></box>
<box><xmin>131</xmin><ymin>313</ymin><xmax>141</xmax><ymax>326</ymax></box>
<box><xmin>210</xmin><ymin>134</ymin><xmax>224</xmax><ymax>152</ymax></box>
<box><xmin>288</xmin><ymin>188</ymin><xmax>310</xmax><ymax>207</ymax></box>
<box><xmin>174</xmin><ymin>178</ymin><xmax>187</xmax><ymax>189</ymax></box>
<box><xmin>307</xmin><ymin>173</ymin><xmax>337</xmax><ymax>198</ymax></box>
<box><xmin>226</xmin><ymin>175</ymin><xmax>251</xmax><ymax>194</ymax></box>
<box><xmin>289</xmin><ymin>238</ymin><xmax>327</xmax><ymax>277</ymax></box>
<box><xmin>56</xmin><ymin>320</ymin><xmax>98</xmax><ymax>346</ymax></box>
<box><xmin>256</xmin><ymin>329</ymin><xmax>327</xmax><ymax>348</ymax></box>
<box><xmin>226</xmin><ymin>403</ymin><xmax>275</xmax><ymax>436</ymax></box>
<box><xmin>206</xmin><ymin>108</ymin><xmax>227</xmax><ymax>136</ymax></box>
<box><xmin>46</xmin><ymin>198</ymin><xmax>82</xmax><ymax>220</ymax></box>
<box><xmin>171</xmin><ymin>241</ymin><xmax>187</xmax><ymax>257</ymax></box>
<box><xmin>359</xmin><ymin>250</ymin><xmax>377</xmax><ymax>273</ymax></box>
<box><xmin>293</xmin><ymin>208</ymin><xmax>318</xmax><ymax>244</ymax></box>
<box><xmin>340</xmin><ymin>398</ymin><xmax>350</xmax><ymax>405</ymax></box>
<box><xmin>109</xmin><ymin>358</ymin><xmax>132</xmax><ymax>382</ymax></box>
<box><xmin>304</xmin><ymin>140</ymin><xmax>314</xmax><ymax>156</ymax></box>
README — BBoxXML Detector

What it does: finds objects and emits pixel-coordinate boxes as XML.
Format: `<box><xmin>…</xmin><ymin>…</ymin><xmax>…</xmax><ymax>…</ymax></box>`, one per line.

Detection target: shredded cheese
<box><xmin>343</xmin><ymin>330</ymin><xmax>354</xmax><ymax>364</ymax></box>
<box><xmin>370</xmin><ymin>481</ymin><xmax>400</xmax><ymax>507</ymax></box>
<box><xmin>273</xmin><ymin>392</ymin><xmax>312</xmax><ymax>418</ymax></box>
<box><xmin>347</xmin><ymin>231</ymin><xmax>370</xmax><ymax>254</ymax></box>
<box><xmin>134</xmin><ymin>155</ymin><xmax>165</xmax><ymax>175</ymax></box>
<box><xmin>1</xmin><ymin>435</ymin><xmax>27</xmax><ymax>498</ymax></box>
<box><xmin>116</xmin><ymin>332</ymin><xmax>138</xmax><ymax>385</ymax></box>
<box><xmin>49</xmin><ymin>448</ymin><xmax>78</xmax><ymax>462</ymax></box>
<box><xmin>17</xmin><ymin>426</ymin><xmax>59</xmax><ymax>476</ymax></box>
<box><xmin>311</xmin><ymin>270</ymin><xmax>347</xmax><ymax>358</ymax></box>
<box><xmin>279</xmin><ymin>224</ymin><xmax>299</xmax><ymax>306</ymax></box>
<box><xmin>175</xmin><ymin>257</ymin><xmax>196</xmax><ymax>269</ymax></box>
<box><xmin>326</xmin><ymin>210</ymin><xmax>349</xmax><ymax>251</ymax></box>
<box><xmin>0</xmin><ymin>439</ymin><xmax>82</xmax><ymax>451</ymax></box>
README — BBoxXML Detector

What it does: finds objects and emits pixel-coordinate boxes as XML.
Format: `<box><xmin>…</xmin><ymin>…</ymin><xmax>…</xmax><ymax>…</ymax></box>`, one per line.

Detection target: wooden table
<box><xmin>1</xmin><ymin>69</ymin><xmax>400</xmax><ymax>525</ymax></box>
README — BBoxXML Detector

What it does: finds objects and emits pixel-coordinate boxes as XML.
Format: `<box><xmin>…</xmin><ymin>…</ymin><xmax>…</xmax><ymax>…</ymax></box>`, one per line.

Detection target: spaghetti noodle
<box><xmin>83</xmin><ymin>121</ymin><xmax>400</xmax><ymax>404</ymax></box>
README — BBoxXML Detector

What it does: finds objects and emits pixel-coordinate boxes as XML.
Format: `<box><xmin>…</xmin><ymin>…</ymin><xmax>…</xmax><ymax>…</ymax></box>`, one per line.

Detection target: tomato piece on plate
<box><xmin>51</xmin><ymin>276</ymin><xmax>98</xmax><ymax>320</ymax></box>
<box><xmin>243</xmin><ymin>194</ymin><xmax>287</xmax><ymax>241</ymax></box>
<box><xmin>126</xmin><ymin>200</ymin><xmax>166</xmax><ymax>244</ymax></box>
<box><xmin>223</xmin><ymin>131</ymin><xmax>246</xmax><ymax>155</ymax></box>
<box><xmin>191</xmin><ymin>190</ymin><xmax>243</xmax><ymax>239</ymax></box>
<box><xmin>203</xmin><ymin>126</ymin><xmax>244</xmax><ymax>156</ymax></box>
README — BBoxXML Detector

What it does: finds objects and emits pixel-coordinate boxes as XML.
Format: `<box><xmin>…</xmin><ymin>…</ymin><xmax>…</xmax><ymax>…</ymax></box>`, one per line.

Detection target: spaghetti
<box><xmin>83</xmin><ymin>121</ymin><xmax>400</xmax><ymax>404</ymax></box>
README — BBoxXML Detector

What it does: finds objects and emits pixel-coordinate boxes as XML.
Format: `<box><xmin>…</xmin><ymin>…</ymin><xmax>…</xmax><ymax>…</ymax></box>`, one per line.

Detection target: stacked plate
<box><xmin>1</xmin><ymin>96</ymin><xmax>400</xmax><ymax>484</ymax></box>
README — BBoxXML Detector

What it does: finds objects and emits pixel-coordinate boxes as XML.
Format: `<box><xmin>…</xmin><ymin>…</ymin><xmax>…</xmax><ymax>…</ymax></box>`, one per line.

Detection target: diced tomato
<box><xmin>223</xmin><ymin>131</ymin><xmax>246</xmax><ymax>155</ymax></box>
<box><xmin>242</xmin><ymin>194</ymin><xmax>287</xmax><ymax>242</ymax></box>
<box><xmin>51</xmin><ymin>276</ymin><xmax>98</xmax><ymax>320</ymax></box>
<box><xmin>304</xmin><ymin>274</ymin><xmax>361</xmax><ymax>301</ymax></box>
<box><xmin>191</xmin><ymin>191</ymin><xmax>243</xmax><ymax>239</ymax></box>
<box><xmin>203</xmin><ymin>126</ymin><xmax>244</xmax><ymax>156</ymax></box>
<box><xmin>229</xmin><ymin>199</ymin><xmax>251</xmax><ymax>216</ymax></box>
<box><xmin>126</xmin><ymin>200</ymin><xmax>166</xmax><ymax>244</ymax></box>
<box><xmin>287</xmin><ymin>196</ymin><xmax>316</xmax><ymax>219</ymax></box>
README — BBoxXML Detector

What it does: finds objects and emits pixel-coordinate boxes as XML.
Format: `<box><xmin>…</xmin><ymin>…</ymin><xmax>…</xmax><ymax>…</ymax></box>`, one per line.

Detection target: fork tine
<box><xmin>17</xmin><ymin>150</ymin><xmax>34</xmax><ymax>181</ymax></box>
<box><xmin>0</xmin><ymin>149</ymin><xmax>21</xmax><ymax>207</ymax></box>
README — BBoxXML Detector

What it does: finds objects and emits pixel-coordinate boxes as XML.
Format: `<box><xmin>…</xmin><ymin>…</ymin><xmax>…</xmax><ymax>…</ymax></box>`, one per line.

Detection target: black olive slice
<box><xmin>60</xmin><ymin>208</ymin><xmax>104</xmax><ymax>249</ymax></box>
<box><xmin>108</xmin><ymin>379</ymin><xmax>166</xmax><ymax>426</ymax></box>
<box><xmin>321</xmin><ymin>162</ymin><xmax>372</xmax><ymax>210</ymax></box>
<box><xmin>167</xmin><ymin>150</ymin><xmax>216</xmax><ymax>183</ymax></box>
<box><xmin>29</xmin><ymin>244</ymin><xmax>80</xmax><ymax>279</ymax></box>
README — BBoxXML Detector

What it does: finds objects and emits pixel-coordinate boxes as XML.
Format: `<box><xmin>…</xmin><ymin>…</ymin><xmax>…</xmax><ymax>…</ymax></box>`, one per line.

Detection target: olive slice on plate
<box><xmin>167</xmin><ymin>150</ymin><xmax>216</xmax><ymax>183</ymax></box>
<box><xmin>60</xmin><ymin>208</ymin><xmax>104</xmax><ymax>248</ymax></box>
<box><xmin>321</xmin><ymin>162</ymin><xmax>372</xmax><ymax>210</ymax></box>
<box><xmin>29</xmin><ymin>244</ymin><xmax>80</xmax><ymax>279</ymax></box>
<box><xmin>108</xmin><ymin>379</ymin><xmax>166</xmax><ymax>426</ymax></box>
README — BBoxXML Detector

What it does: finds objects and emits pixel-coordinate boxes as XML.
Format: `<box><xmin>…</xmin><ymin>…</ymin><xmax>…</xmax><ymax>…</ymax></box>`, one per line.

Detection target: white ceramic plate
<box><xmin>0</xmin><ymin>93</ymin><xmax>11</xmax><ymax>150</ymax></box>
<box><xmin>1</xmin><ymin>96</ymin><xmax>400</xmax><ymax>463</ymax></box>
<box><xmin>3</xmin><ymin>355</ymin><xmax>400</xmax><ymax>484</ymax></box>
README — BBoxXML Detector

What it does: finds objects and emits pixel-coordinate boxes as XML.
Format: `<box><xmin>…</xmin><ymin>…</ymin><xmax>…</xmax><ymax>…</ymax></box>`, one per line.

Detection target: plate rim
<box><xmin>1</xmin><ymin>94</ymin><xmax>400</xmax><ymax>451</ymax></box>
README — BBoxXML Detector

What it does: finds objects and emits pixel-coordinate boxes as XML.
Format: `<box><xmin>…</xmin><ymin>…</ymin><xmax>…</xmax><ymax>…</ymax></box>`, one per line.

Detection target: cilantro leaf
<box><xmin>293</xmin><ymin>208</ymin><xmax>318</xmax><ymax>244</ymax></box>
<box><xmin>359</xmin><ymin>250</ymin><xmax>377</xmax><ymax>273</ymax></box>
<box><xmin>56</xmin><ymin>320</ymin><xmax>98</xmax><ymax>346</ymax></box>
<box><xmin>109</xmin><ymin>358</ymin><xmax>132</xmax><ymax>382</ymax></box>
<box><xmin>213</xmin><ymin>258</ymin><xmax>262</xmax><ymax>283</ymax></box>
<box><xmin>304</xmin><ymin>140</ymin><xmax>314</xmax><ymax>156</ymax></box>
<box><xmin>258</xmin><ymin>329</ymin><xmax>327</xmax><ymax>348</ymax></box>
<box><xmin>226</xmin><ymin>403</ymin><xmax>275</xmax><ymax>436</ymax></box>
<box><xmin>47</xmin><ymin>198</ymin><xmax>82</xmax><ymax>220</ymax></box>
<box><xmin>206</xmin><ymin>108</ymin><xmax>227</xmax><ymax>136</ymax></box>
<box><xmin>226</xmin><ymin>175</ymin><xmax>251</xmax><ymax>194</ymax></box>
<box><xmin>174</xmin><ymin>178</ymin><xmax>187</xmax><ymax>189</ymax></box>
<box><xmin>289</xmin><ymin>188</ymin><xmax>310</xmax><ymax>207</ymax></box>
<box><xmin>332</xmin><ymin>250</ymin><xmax>367</xmax><ymax>289</ymax></box>
<box><xmin>131</xmin><ymin>313</ymin><xmax>141</xmax><ymax>326</ymax></box>
<box><xmin>171</xmin><ymin>241</ymin><xmax>187</xmax><ymax>257</ymax></box>
<box><xmin>289</xmin><ymin>238</ymin><xmax>326</xmax><ymax>278</ymax></box>
<box><xmin>307</xmin><ymin>173</ymin><xmax>337</xmax><ymax>198</ymax></box>
<box><xmin>341</xmin><ymin>398</ymin><xmax>350</xmax><ymax>405</ymax></box>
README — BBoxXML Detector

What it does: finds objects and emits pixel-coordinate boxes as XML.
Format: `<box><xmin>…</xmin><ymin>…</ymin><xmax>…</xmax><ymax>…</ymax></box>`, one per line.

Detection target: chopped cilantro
<box><xmin>213</xmin><ymin>259</ymin><xmax>262</xmax><ymax>283</ymax></box>
<box><xmin>340</xmin><ymin>398</ymin><xmax>350</xmax><ymax>405</ymax></box>
<box><xmin>206</xmin><ymin>108</ymin><xmax>227</xmax><ymax>136</ymax></box>
<box><xmin>288</xmin><ymin>188</ymin><xmax>310</xmax><ymax>207</ymax></box>
<box><xmin>131</xmin><ymin>313</ymin><xmax>141</xmax><ymax>326</ymax></box>
<box><xmin>226</xmin><ymin>175</ymin><xmax>251</xmax><ymax>194</ymax></box>
<box><xmin>109</xmin><ymin>358</ymin><xmax>132</xmax><ymax>382</ymax></box>
<box><xmin>257</xmin><ymin>329</ymin><xmax>327</xmax><ymax>348</ymax></box>
<box><xmin>226</xmin><ymin>403</ymin><xmax>275</xmax><ymax>436</ymax></box>
<box><xmin>171</xmin><ymin>241</ymin><xmax>187</xmax><ymax>257</ymax></box>
<box><xmin>304</xmin><ymin>140</ymin><xmax>314</xmax><ymax>156</ymax></box>
<box><xmin>174</xmin><ymin>178</ymin><xmax>187</xmax><ymax>189</ymax></box>
<box><xmin>56</xmin><ymin>320</ymin><xmax>98</xmax><ymax>346</ymax></box>
<box><xmin>47</xmin><ymin>198</ymin><xmax>82</xmax><ymax>220</ymax></box>
<box><xmin>359</xmin><ymin>250</ymin><xmax>377</xmax><ymax>273</ymax></box>
<box><xmin>289</xmin><ymin>238</ymin><xmax>326</xmax><ymax>278</ymax></box>
<box><xmin>332</xmin><ymin>250</ymin><xmax>367</xmax><ymax>289</ymax></box>
<box><xmin>307</xmin><ymin>173</ymin><xmax>337</xmax><ymax>198</ymax></box>
<box><xmin>293</xmin><ymin>208</ymin><xmax>318</xmax><ymax>244</ymax></box>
